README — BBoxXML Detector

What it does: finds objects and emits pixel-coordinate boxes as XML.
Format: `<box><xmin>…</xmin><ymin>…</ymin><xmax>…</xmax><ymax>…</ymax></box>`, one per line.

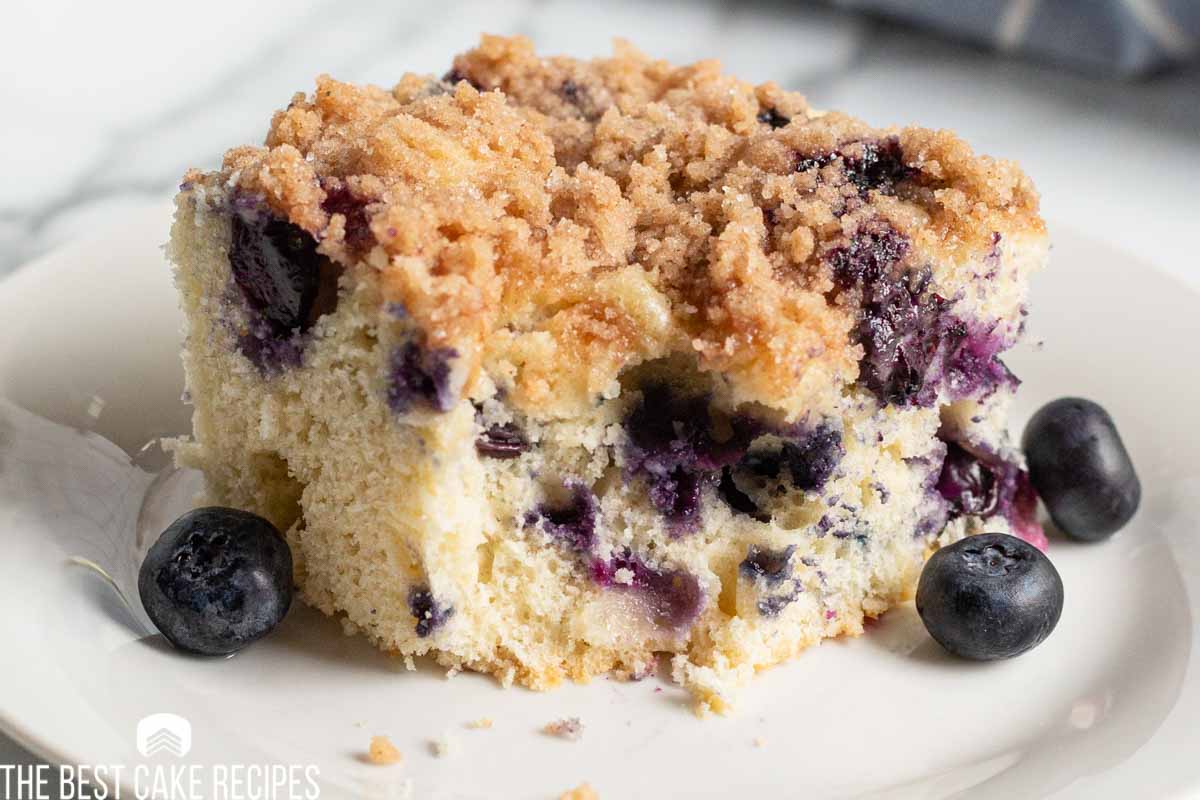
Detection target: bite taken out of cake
<box><xmin>167</xmin><ymin>34</ymin><xmax>1047</xmax><ymax>713</ymax></box>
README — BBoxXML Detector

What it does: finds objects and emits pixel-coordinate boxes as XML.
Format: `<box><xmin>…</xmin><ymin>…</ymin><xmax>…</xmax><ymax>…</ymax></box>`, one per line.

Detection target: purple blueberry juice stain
<box><xmin>796</xmin><ymin>137</ymin><xmax>915</xmax><ymax>196</ymax></box>
<box><xmin>526</xmin><ymin>480</ymin><xmax>599</xmax><ymax>552</ymax></box>
<box><xmin>408</xmin><ymin>586</ymin><xmax>454</xmax><ymax>637</ymax></box>
<box><xmin>386</xmin><ymin>341</ymin><xmax>459</xmax><ymax>414</ymax></box>
<box><xmin>623</xmin><ymin>385</ymin><xmax>762</xmax><ymax>533</ymax></box>
<box><xmin>591</xmin><ymin>550</ymin><xmax>704</xmax><ymax>628</ymax></box>
<box><xmin>720</xmin><ymin>426</ymin><xmax>844</xmax><ymax>523</ymax></box>
<box><xmin>236</xmin><ymin>315</ymin><xmax>307</xmax><ymax>373</ymax></box>
<box><xmin>740</xmin><ymin>545</ymin><xmax>796</xmax><ymax>585</ymax></box>
<box><xmin>780</xmin><ymin>427</ymin><xmax>843</xmax><ymax>491</ymax></box>
<box><xmin>740</xmin><ymin>545</ymin><xmax>803</xmax><ymax>616</ymax></box>
<box><xmin>828</xmin><ymin>222</ymin><xmax>1017</xmax><ymax>407</ymax></box>
<box><xmin>936</xmin><ymin>441</ymin><xmax>1002</xmax><ymax>518</ymax></box>
<box><xmin>934</xmin><ymin>436</ymin><xmax>1046</xmax><ymax>550</ymax></box>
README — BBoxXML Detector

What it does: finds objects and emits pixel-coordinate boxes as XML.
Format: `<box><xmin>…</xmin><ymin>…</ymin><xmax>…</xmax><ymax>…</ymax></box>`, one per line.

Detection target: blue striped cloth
<box><xmin>830</xmin><ymin>0</ymin><xmax>1199</xmax><ymax>76</ymax></box>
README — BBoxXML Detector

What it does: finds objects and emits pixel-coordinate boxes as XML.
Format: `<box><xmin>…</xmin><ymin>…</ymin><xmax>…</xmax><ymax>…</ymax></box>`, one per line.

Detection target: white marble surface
<box><xmin>1</xmin><ymin>0</ymin><xmax>1199</xmax><ymax>788</ymax></box>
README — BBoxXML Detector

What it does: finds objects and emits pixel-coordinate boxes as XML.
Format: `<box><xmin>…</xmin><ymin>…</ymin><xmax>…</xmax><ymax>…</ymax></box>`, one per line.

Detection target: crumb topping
<box><xmin>541</xmin><ymin>716</ymin><xmax>585</xmax><ymax>741</ymax></box>
<box><xmin>367</xmin><ymin>735</ymin><xmax>403</xmax><ymax>765</ymax></box>
<box><xmin>205</xmin><ymin>34</ymin><xmax>1043</xmax><ymax>419</ymax></box>
<box><xmin>429</xmin><ymin>733</ymin><xmax>459</xmax><ymax>758</ymax></box>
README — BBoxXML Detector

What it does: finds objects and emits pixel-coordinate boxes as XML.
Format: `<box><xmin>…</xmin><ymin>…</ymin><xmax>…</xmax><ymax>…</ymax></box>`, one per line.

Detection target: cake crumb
<box><xmin>753</xmin><ymin>736</ymin><xmax>767</xmax><ymax>748</ymax></box>
<box><xmin>367</xmin><ymin>735</ymin><xmax>403</xmax><ymax>766</ymax></box>
<box><xmin>430</xmin><ymin>734</ymin><xmax>459</xmax><ymax>758</ymax></box>
<box><xmin>612</xmin><ymin>568</ymin><xmax>635</xmax><ymax>586</ymax></box>
<box><xmin>542</xmin><ymin>717</ymin><xmax>584</xmax><ymax>741</ymax></box>
<box><xmin>465</xmin><ymin>717</ymin><xmax>494</xmax><ymax>730</ymax></box>
<box><xmin>558</xmin><ymin>783</ymin><xmax>599</xmax><ymax>800</ymax></box>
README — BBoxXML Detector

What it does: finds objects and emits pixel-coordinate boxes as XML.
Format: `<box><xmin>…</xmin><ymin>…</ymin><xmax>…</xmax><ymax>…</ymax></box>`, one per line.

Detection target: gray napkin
<box><xmin>830</xmin><ymin>0</ymin><xmax>1199</xmax><ymax>76</ymax></box>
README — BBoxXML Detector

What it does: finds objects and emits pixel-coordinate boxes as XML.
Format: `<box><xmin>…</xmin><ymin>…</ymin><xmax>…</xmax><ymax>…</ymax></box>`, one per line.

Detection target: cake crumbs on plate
<box><xmin>429</xmin><ymin>733</ymin><xmax>460</xmax><ymax>757</ymax></box>
<box><xmin>465</xmin><ymin>717</ymin><xmax>494</xmax><ymax>730</ymax></box>
<box><xmin>558</xmin><ymin>783</ymin><xmax>599</xmax><ymax>800</ymax></box>
<box><xmin>542</xmin><ymin>717</ymin><xmax>584</xmax><ymax>741</ymax></box>
<box><xmin>367</xmin><ymin>735</ymin><xmax>403</xmax><ymax>765</ymax></box>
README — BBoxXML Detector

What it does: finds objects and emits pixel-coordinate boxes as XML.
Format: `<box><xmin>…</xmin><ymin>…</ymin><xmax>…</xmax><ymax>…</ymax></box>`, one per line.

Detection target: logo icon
<box><xmin>137</xmin><ymin>713</ymin><xmax>192</xmax><ymax>757</ymax></box>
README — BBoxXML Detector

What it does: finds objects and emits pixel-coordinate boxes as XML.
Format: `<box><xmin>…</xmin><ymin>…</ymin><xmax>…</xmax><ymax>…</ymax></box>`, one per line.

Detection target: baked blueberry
<box><xmin>1022</xmin><ymin>398</ymin><xmax>1140</xmax><ymax>541</ymax></box>
<box><xmin>591</xmin><ymin>551</ymin><xmax>704</xmax><ymax>628</ymax></box>
<box><xmin>387</xmin><ymin>340</ymin><xmax>459</xmax><ymax>413</ymax></box>
<box><xmin>408</xmin><ymin>587</ymin><xmax>454</xmax><ymax>637</ymax></box>
<box><xmin>476</xmin><ymin>421</ymin><xmax>529</xmax><ymax>458</ymax></box>
<box><xmin>526</xmin><ymin>480</ymin><xmax>600</xmax><ymax>552</ymax></box>
<box><xmin>138</xmin><ymin>507</ymin><xmax>293</xmax><ymax>655</ymax></box>
<box><xmin>623</xmin><ymin>385</ymin><xmax>762</xmax><ymax>531</ymax></box>
<box><xmin>229</xmin><ymin>209</ymin><xmax>326</xmax><ymax>333</ymax></box>
<box><xmin>916</xmin><ymin>533</ymin><xmax>1063</xmax><ymax>660</ymax></box>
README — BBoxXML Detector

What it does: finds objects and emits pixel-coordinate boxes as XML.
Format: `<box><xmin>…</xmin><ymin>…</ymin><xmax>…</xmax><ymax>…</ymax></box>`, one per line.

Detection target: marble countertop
<box><xmin>1</xmin><ymin>0</ymin><xmax>1198</xmax><ymax>787</ymax></box>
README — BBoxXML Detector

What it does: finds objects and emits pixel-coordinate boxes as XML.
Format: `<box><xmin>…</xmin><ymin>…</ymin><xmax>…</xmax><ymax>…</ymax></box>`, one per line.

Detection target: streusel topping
<box><xmin>211</xmin><ymin>34</ymin><xmax>1042</xmax><ymax>419</ymax></box>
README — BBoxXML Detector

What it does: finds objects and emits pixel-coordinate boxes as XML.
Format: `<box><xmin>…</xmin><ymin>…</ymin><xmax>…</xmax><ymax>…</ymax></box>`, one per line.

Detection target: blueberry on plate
<box><xmin>138</xmin><ymin>507</ymin><xmax>293</xmax><ymax>655</ymax></box>
<box><xmin>916</xmin><ymin>533</ymin><xmax>1063</xmax><ymax>661</ymax></box>
<box><xmin>1022</xmin><ymin>397</ymin><xmax>1140</xmax><ymax>541</ymax></box>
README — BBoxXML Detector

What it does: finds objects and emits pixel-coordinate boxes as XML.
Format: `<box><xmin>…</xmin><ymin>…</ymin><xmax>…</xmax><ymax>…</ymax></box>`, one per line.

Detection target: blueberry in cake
<box><xmin>167</xmin><ymin>35</ymin><xmax>1047</xmax><ymax>712</ymax></box>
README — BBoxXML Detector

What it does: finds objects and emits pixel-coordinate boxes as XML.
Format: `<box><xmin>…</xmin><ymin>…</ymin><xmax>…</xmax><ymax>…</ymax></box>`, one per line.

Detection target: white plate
<box><xmin>0</xmin><ymin>202</ymin><xmax>1196</xmax><ymax>800</ymax></box>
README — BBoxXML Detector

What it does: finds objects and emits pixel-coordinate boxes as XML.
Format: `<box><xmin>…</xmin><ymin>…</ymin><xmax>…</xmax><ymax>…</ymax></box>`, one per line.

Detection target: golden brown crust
<box><xmin>195</xmin><ymin>34</ymin><xmax>1044</xmax><ymax>419</ymax></box>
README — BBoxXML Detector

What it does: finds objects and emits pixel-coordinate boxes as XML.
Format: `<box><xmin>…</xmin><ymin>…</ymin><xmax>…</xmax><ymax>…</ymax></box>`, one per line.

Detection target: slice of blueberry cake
<box><xmin>168</xmin><ymin>35</ymin><xmax>1047</xmax><ymax>712</ymax></box>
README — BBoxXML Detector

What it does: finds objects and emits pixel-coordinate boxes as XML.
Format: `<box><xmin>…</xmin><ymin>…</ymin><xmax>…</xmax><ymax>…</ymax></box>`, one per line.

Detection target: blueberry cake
<box><xmin>168</xmin><ymin>35</ymin><xmax>1047</xmax><ymax>712</ymax></box>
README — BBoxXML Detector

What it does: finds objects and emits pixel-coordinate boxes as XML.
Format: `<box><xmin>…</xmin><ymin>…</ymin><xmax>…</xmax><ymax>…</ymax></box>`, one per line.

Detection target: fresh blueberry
<box><xmin>138</xmin><ymin>507</ymin><xmax>293</xmax><ymax>655</ymax></box>
<box><xmin>1022</xmin><ymin>398</ymin><xmax>1140</xmax><ymax>541</ymax></box>
<box><xmin>916</xmin><ymin>533</ymin><xmax>1063</xmax><ymax>660</ymax></box>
